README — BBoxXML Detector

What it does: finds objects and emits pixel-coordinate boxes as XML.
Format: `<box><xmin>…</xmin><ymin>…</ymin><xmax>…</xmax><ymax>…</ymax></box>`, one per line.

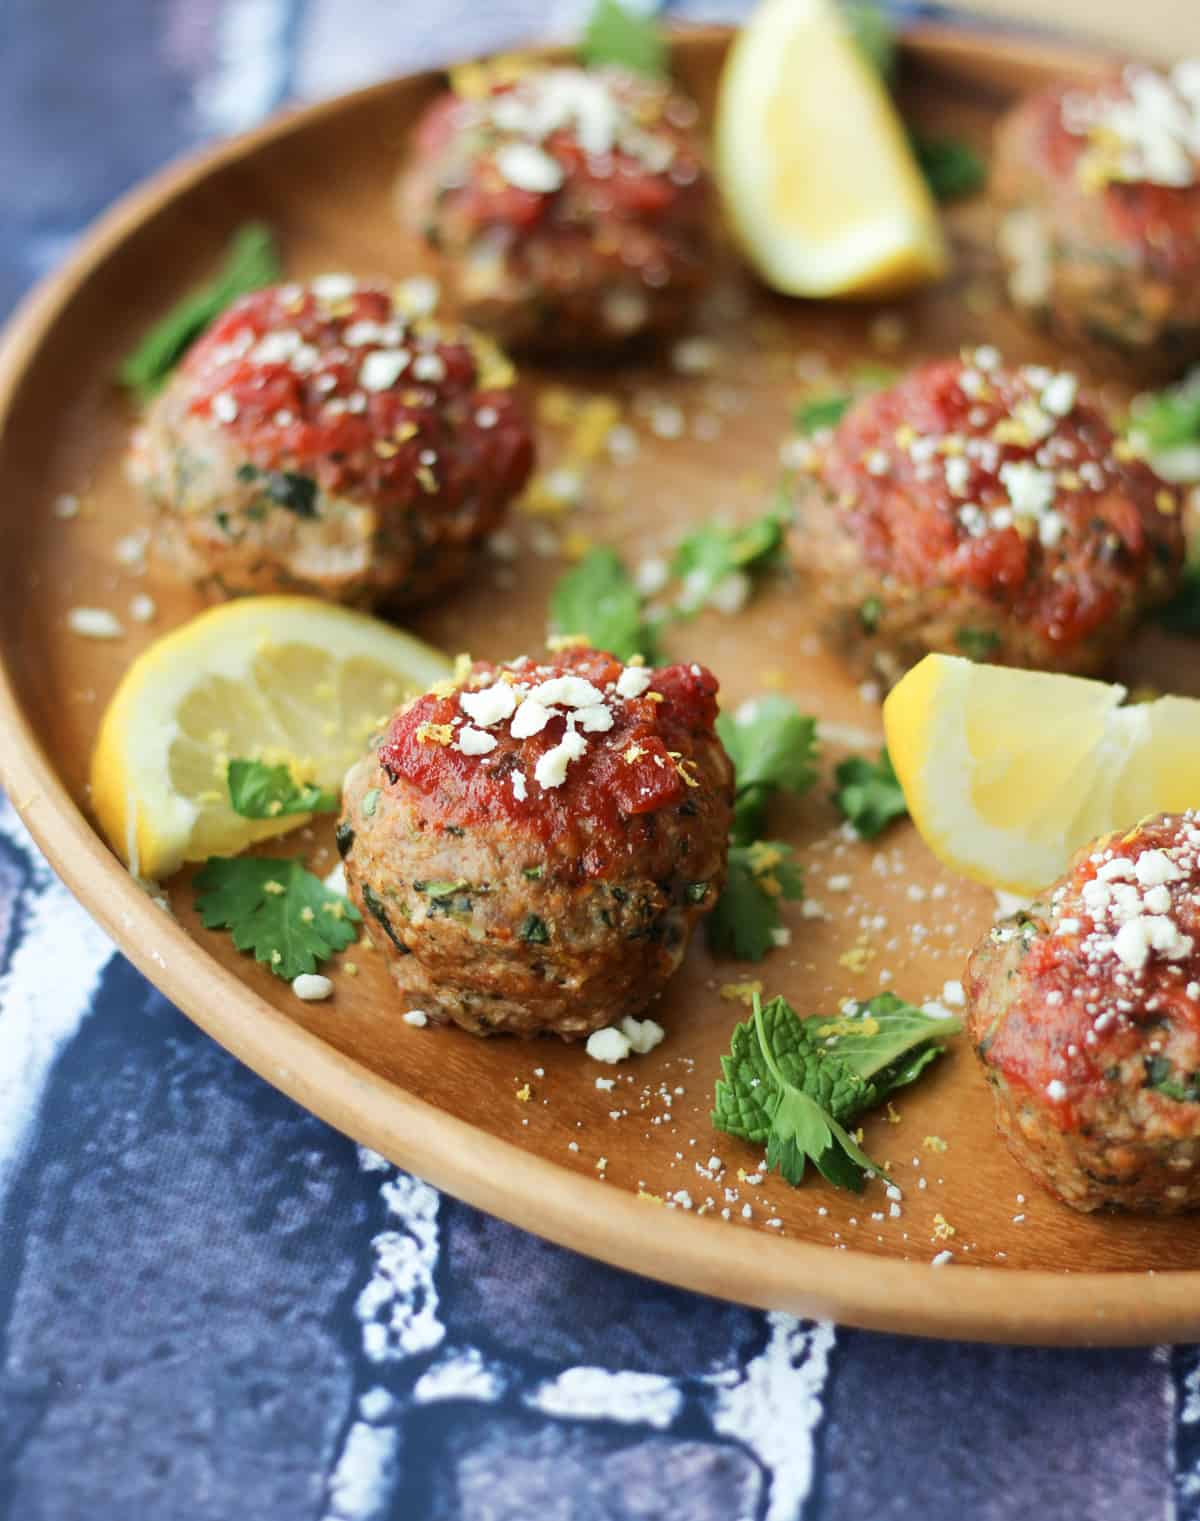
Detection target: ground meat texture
<box><xmin>789</xmin><ymin>351</ymin><xmax>1184</xmax><ymax>686</ymax></box>
<box><xmin>130</xmin><ymin>277</ymin><xmax>534</xmax><ymax>606</ymax></box>
<box><xmin>966</xmin><ymin>813</ymin><xmax>1200</xmax><ymax>1213</ymax></box>
<box><xmin>398</xmin><ymin>66</ymin><xmax>714</xmax><ymax>352</ymax></box>
<box><xmin>340</xmin><ymin>646</ymin><xmax>734</xmax><ymax>1038</ymax></box>
<box><xmin>993</xmin><ymin>63</ymin><xmax>1200</xmax><ymax>383</ymax></box>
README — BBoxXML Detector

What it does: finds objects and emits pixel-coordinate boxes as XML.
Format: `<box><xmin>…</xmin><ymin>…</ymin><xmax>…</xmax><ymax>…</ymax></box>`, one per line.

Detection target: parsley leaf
<box><xmin>194</xmin><ymin>857</ymin><xmax>359</xmax><ymax>980</ymax></box>
<box><xmin>118</xmin><ymin>222</ymin><xmax>282</xmax><ymax>402</ymax></box>
<box><xmin>580</xmin><ymin>0</ymin><xmax>667</xmax><ymax>78</ymax></box>
<box><xmin>1129</xmin><ymin>382</ymin><xmax>1200</xmax><ymax>454</ymax></box>
<box><xmin>707</xmin><ymin>842</ymin><xmax>804</xmax><ymax>962</ymax></box>
<box><xmin>713</xmin><ymin>992</ymin><xmax>960</xmax><ymax>1191</ymax></box>
<box><xmin>911</xmin><ymin>133</ymin><xmax>987</xmax><ymax>201</ymax></box>
<box><xmin>716</xmin><ymin>696</ymin><xmax>819</xmax><ymax>846</ymax></box>
<box><xmin>227</xmin><ymin>759</ymin><xmax>338</xmax><ymax>820</ymax></box>
<box><xmin>550</xmin><ymin>546</ymin><xmax>662</xmax><ymax>663</ymax></box>
<box><xmin>794</xmin><ymin>393</ymin><xmax>851</xmax><ymax>434</ymax></box>
<box><xmin>672</xmin><ymin>511</ymin><xmax>788</xmax><ymax>615</ymax></box>
<box><xmin>832</xmin><ymin>747</ymin><xmax>907</xmax><ymax>839</ymax></box>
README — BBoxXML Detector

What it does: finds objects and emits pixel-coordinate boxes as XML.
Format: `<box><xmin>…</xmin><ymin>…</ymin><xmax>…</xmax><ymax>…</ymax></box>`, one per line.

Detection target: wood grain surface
<box><xmin>1</xmin><ymin>25</ymin><xmax>1198</xmax><ymax>1343</ymax></box>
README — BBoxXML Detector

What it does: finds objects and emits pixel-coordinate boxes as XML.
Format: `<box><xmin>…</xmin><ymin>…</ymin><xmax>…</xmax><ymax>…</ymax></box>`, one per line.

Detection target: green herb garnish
<box><xmin>716</xmin><ymin>696</ymin><xmax>819</xmax><ymax>846</ymax></box>
<box><xmin>581</xmin><ymin>0</ymin><xmax>668</xmax><ymax>78</ymax></box>
<box><xmin>519</xmin><ymin>913</ymin><xmax>551</xmax><ymax>944</ymax></box>
<box><xmin>672</xmin><ymin>510</ymin><xmax>788</xmax><ymax>614</ymax></box>
<box><xmin>1130</xmin><ymin>383</ymin><xmax>1200</xmax><ymax>454</ymax></box>
<box><xmin>550</xmin><ymin>547</ymin><xmax>663</xmax><ymax>663</ymax></box>
<box><xmin>794</xmin><ymin>394</ymin><xmax>851</xmax><ymax>435</ymax></box>
<box><xmin>118</xmin><ymin>222</ymin><xmax>281</xmax><ymax>402</ymax></box>
<box><xmin>911</xmin><ymin>133</ymin><xmax>986</xmax><ymax>201</ymax></box>
<box><xmin>713</xmin><ymin>992</ymin><xmax>960</xmax><ymax>1190</ymax></box>
<box><xmin>833</xmin><ymin>747</ymin><xmax>907</xmax><ymax>840</ymax></box>
<box><xmin>194</xmin><ymin>856</ymin><xmax>359</xmax><ymax>980</ymax></box>
<box><xmin>955</xmin><ymin>626</ymin><xmax>1000</xmax><ymax>661</ymax></box>
<box><xmin>707</xmin><ymin>842</ymin><xmax>805</xmax><ymax>962</ymax></box>
<box><xmin>227</xmin><ymin>759</ymin><xmax>337</xmax><ymax>820</ymax></box>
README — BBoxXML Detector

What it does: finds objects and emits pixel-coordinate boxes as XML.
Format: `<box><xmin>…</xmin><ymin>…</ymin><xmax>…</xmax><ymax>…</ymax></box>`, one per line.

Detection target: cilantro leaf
<box><xmin>716</xmin><ymin>696</ymin><xmax>819</xmax><ymax>845</ymax></box>
<box><xmin>911</xmin><ymin>133</ymin><xmax>986</xmax><ymax>201</ymax></box>
<box><xmin>672</xmin><ymin>511</ymin><xmax>787</xmax><ymax>615</ymax></box>
<box><xmin>713</xmin><ymin>992</ymin><xmax>960</xmax><ymax>1191</ymax></box>
<box><xmin>549</xmin><ymin>547</ymin><xmax>662</xmax><ymax>663</ymax></box>
<box><xmin>832</xmin><ymin>747</ymin><xmax>908</xmax><ymax>839</ymax></box>
<box><xmin>1129</xmin><ymin>383</ymin><xmax>1200</xmax><ymax>454</ymax></box>
<box><xmin>118</xmin><ymin>222</ymin><xmax>281</xmax><ymax>402</ymax></box>
<box><xmin>844</xmin><ymin>1</ymin><xmax>895</xmax><ymax>80</ymax></box>
<box><xmin>794</xmin><ymin>393</ymin><xmax>851</xmax><ymax>435</ymax></box>
<box><xmin>706</xmin><ymin>841</ymin><xmax>804</xmax><ymax>962</ymax></box>
<box><xmin>580</xmin><ymin>0</ymin><xmax>667</xmax><ymax>78</ymax></box>
<box><xmin>227</xmin><ymin>759</ymin><xmax>338</xmax><ymax>820</ymax></box>
<box><xmin>194</xmin><ymin>857</ymin><xmax>359</xmax><ymax>980</ymax></box>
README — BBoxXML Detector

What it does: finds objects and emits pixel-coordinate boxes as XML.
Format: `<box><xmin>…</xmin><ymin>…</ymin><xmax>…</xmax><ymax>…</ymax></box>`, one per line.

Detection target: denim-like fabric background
<box><xmin>0</xmin><ymin>3</ymin><xmax>1196</xmax><ymax>1516</ymax></box>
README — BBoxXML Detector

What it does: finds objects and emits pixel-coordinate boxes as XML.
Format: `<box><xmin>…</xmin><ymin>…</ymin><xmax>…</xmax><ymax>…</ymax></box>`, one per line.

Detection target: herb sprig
<box><xmin>713</xmin><ymin>991</ymin><xmax>960</xmax><ymax>1191</ymax></box>
<box><xmin>119</xmin><ymin>222</ymin><xmax>281</xmax><ymax>402</ymax></box>
<box><xmin>194</xmin><ymin>857</ymin><xmax>359</xmax><ymax>981</ymax></box>
<box><xmin>581</xmin><ymin>0</ymin><xmax>668</xmax><ymax>78</ymax></box>
<box><xmin>550</xmin><ymin>547</ymin><xmax>664</xmax><ymax>663</ymax></box>
<box><xmin>227</xmin><ymin>759</ymin><xmax>338</xmax><ymax>820</ymax></box>
<box><xmin>832</xmin><ymin>747</ymin><xmax>907</xmax><ymax>839</ymax></box>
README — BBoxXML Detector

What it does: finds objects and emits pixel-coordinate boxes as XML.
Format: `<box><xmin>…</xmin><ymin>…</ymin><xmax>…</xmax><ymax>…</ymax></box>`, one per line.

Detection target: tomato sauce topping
<box><xmin>419</xmin><ymin>66</ymin><xmax>708</xmax><ymax>239</ymax></box>
<box><xmin>378</xmin><ymin>646</ymin><xmax>723</xmax><ymax>874</ymax></box>
<box><xmin>179</xmin><ymin>278</ymin><xmax>533</xmax><ymax>509</ymax></box>
<box><xmin>981</xmin><ymin>813</ymin><xmax>1200</xmax><ymax>1128</ymax></box>
<box><xmin>810</xmin><ymin>351</ymin><xmax>1184</xmax><ymax>648</ymax></box>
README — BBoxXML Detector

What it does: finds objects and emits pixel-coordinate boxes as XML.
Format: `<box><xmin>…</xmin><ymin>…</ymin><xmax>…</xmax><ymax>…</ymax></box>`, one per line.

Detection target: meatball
<box><xmin>340</xmin><ymin>645</ymin><xmax>734</xmax><ymax>1038</ymax></box>
<box><xmin>993</xmin><ymin>62</ymin><xmax>1200</xmax><ymax>382</ymax></box>
<box><xmin>790</xmin><ymin>350</ymin><xmax>1184</xmax><ymax>686</ymax></box>
<box><xmin>131</xmin><ymin>275</ymin><xmax>534</xmax><ymax>606</ymax></box>
<box><xmin>966</xmin><ymin>813</ymin><xmax>1200</xmax><ymax>1213</ymax></box>
<box><xmin>399</xmin><ymin>65</ymin><xmax>714</xmax><ymax>352</ymax></box>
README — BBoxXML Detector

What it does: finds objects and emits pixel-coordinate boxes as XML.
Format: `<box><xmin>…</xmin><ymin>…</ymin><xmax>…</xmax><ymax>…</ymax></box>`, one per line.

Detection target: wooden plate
<box><xmin>2</xmin><ymin>23</ymin><xmax>1197</xmax><ymax>1346</ymax></box>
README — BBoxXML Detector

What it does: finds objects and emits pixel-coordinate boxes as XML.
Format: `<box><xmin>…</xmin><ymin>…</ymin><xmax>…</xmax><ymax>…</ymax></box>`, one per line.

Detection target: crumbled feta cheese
<box><xmin>586</xmin><ymin>1027</ymin><xmax>633</xmax><ymax>1063</ymax></box>
<box><xmin>67</xmin><ymin>607</ymin><xmax>123</xmax><ymax>640</ymax></box>
<box><xmin>292</xmin><ymin>973</ymin><xmax>334</xmax><ymax>1001</ymax></box>
<box><xmin>128</xmin><ymin>593</ymin><xmax>157</xmax><ymax>624</ymax></box>
<box><xmin>212</xmin><ymin>392</ymin><xmax>238</xmax><ymax>423</ymax></box>
<box><xmin>403</xmin><ymin>1009</ymin><xmax>428</xmax><ymax>1027</ymax></box>
<box><xmin>615</xmin><ymin>666</ymin><xmax>653</xmax><ymax>699</ymax></box>
<box><xmin>311</xmin><ymin>272</ymin><xmax>357</xmax><ymax>302</ymax></box>
<box><xmin>534</xmin><ymin>725</ymin><xmax>587</xmax><ymax>789</ymax></box>
<box><xmin>620</xmin><ymin>1016</ymin><xmax>665</xmax><ymax>1055</ymax></box>
<box><xmin>460</xmin><ymin>682</ymin><xmax>517</xmax><ymax>728</ymax></box>
<box><xmin>359</xmin><ymin>349</ymin><xmax>411</xmax><ymax>391</ymax></box>
<box><xmin>511</xmin><ymin>699</ymin><xmax>552</xmax><ymax>739</ymax></box>
<box><xmin>495</xmin><ymin>142</ymin><xmax>564</xmax><ymax>193</ymax></box>
<box><xmin>456</xmin><ymin>726</ymin><xmax>498</xmax><ymax>755</ymax></box>
<box><xmin>527</xmin><ymin>675</ymin><xmax>605</xmax><ymax>709</ymax></box>
<box><xmin>511</xmin><ymin>771</ymin><xmax>528</xmax><ymax>801</ymax></box>
<box><xmin>1045</xmin><ymin>1079</ymin><xmax>1068</xmax><ymax>1101</ymax></box>
<box><xmin>412</xmin><ymin>352</ymin><xmax>446</xmax><ymax>383</ymax></box>
<box><xmin>575</xmin><ymin>703</ymin><xmax>614</xmax><ymax>732</ymax></box>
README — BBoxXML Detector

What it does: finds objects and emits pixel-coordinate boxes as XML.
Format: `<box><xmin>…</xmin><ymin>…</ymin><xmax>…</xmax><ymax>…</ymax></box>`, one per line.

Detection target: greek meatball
<box><xmin>131</xmin><ymin>275</ymin><xmax>534</xmax><ymax>606</ymax></box>
<box><xmin>790</xmin><ymin>350</ymin><xmax>1184</xmax><ymax>686</ymax></box>
<box><xmin>994</xmin><ymin>62</ymin><xmax>1200</xmax><ymax>382</ymax></box>
<box><xmin>399</xmin><ymin>65</ymin><xmax>714</xmax><ymax>352</ymax></box>
<box><xmin>340</xmin><ymin>646</ymin><xmax>734</xmax><ymax>1038</ymax></box>
<box><xmin>967</xmin><ymin>813</ymin><xmax>1200</xmax><ymax>1213</ymax></box>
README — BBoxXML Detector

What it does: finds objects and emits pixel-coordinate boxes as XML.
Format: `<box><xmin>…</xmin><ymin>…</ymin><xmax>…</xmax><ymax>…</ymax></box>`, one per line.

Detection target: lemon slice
<box><xmin>90</xmin><ymin>597</ymin><xmax>451</xmax><ymax>880</ymax></box>
<box><xmin>883</xmin><ymin>655</ymin><xmax>1200</xmax><ymax>894</ymax></box>
<box><xmin>714</xmin><ymin>0</ymin><xmax>947</xmax><ymax>297</ymax></box>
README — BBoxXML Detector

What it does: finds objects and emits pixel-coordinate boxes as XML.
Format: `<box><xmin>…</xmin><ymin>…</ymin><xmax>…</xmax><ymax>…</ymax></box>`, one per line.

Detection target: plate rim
<box><xmin>0</xmin><ymin>21</ymin><xmax>1181</xmax><ymax>1347</ymax></box>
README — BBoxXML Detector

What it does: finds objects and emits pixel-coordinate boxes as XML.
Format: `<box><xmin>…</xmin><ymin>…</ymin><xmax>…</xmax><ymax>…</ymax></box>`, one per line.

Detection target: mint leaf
<box><xmin>706</xmin><ymin>841</ymin><xmax>804</xmax><ymax>962</ymax></box>
<box><xmin>716</xmin><ymin>696</ymin><xmax>819</xmax><ymax>845</ymax></box>
<box><xmin>549</xmin><ymin>547</ymin><xmax>662</xmax><ymax>663</ymax></box>
<box><xmin>672</xmin><ymin>511</ymin><xmax>787</xmax><ymax>614</ymax></box>
<box><xmin>580</xmin><ymin>0</ymin><xmax>667</xmax><ymax>78</ymax></box>
<box><xmin>194</xmin><ymin>856</ymin><xmax>359</xmax><ymax>981</ymax></box>
<box><xmin>911</xmin><ymin>133</ymin><xmax>986</xmax><ymax>201</ymax></box>
<box><xmin>713</xmin><ymin>992</ymin><xmax>959</xmax><ymax>1191</ymax></box>
<box><xmin>227</xmin><ymin>759</ymin><xmax>338</xmax><ymax>820</ymax></box>
<box><xmin>794</xmin><ymin>393</ymin><xmax>851</xmax><ymax>434</ymax></box>
<box><xmin>832</xmin><ymin>747</ymin><xmax>907</xmax><ymax>839</ymax></box>
<box><xmin>119</xmin><ymin>222</ymin><xmax>281</xmax><ymax>402</ymax></box>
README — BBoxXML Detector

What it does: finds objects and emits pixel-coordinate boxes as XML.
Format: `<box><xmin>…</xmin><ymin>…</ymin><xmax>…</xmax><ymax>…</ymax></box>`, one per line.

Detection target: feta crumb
<box><xmin>402</xmin><ymin>1009</ymin><xmax>428</xmax><ymax>1027</ymax></box>
<box><xmin>511</xmin><ymin>771</ymin><xmax>528</xmax><ymax>801</ymax></box>
<box><xmin>460</xmin><ymin>681</ymin><xmax>517</xmax><ymax>728</ymax></box>
<box><xmin>534</xmin><ymin>725</ymin><xmax>587</xmax><ymax>789</ymax></box>
<box><xmin>620</xmin><ymin>1015</ymin><xmax>665</xmax><ymax>1054</ymax></box>
<box><xmin>616</xmin><ymin>666</ymin><xmax>653</xmax><ymax>699</ymax></box>
<box><xmin>292</xmin><ymin>973</ymin><xmax>334</xmax><ymax>1001</ymax></box>
<box><xmin>496</xmin><ymin>142</ymin><xmax>564</xmax><ymax>193</ymax></box>
<box><xmin>941</xmin><ymin>979</ymin><xmax>966</xmax><ymax>1007</ymax></box>
<box><xmin>1046</xmin><ymin>1078</ymin><xmax>1068</xmax><ymax>1101</ymax></box>
<box><xmin>456</xmin><ymin>726</ymin><xmax>498</xmax><ymax>756</ymax></box>
<box><xmin>359</xmin><ymin>349</ymin><xmax>411</xmax><ymax>392</ymax></box>
<box><xmin>595</xmin><ymin>1076</ymin><xmax>615</xmax><ymax>1091</ymax></box>
<box><xmin>311</xmin><ymin>272</ymin><xmax>356</xmax><ymax>302</ymax></box>
<box><xmin>930</xmin><ymin>1250</ymin><xmax>953</xmax><ymax>1267</ymax></box>
<box><xmin>586</xmin><ymin>1027</ymin><xmax>633</xmax><ymax>1064</ymax></box>
<box><xmin>129</xmin><ymin>593</ymin><xmax>157</xmax><ymax>624</ymax></box>
<box><xmin>511</xmin><ymin>699</ymin><xmax>552</xmax><ymax>739</ymax></box>
<box><xmin>53</xmin><ymin>492</ymin><xmax>80</xmax><ymax>519</ymax></box>
<box><xmin>67</xmin><ymin>607</ymin><xmax>123</xmax><ymax>640</ymax></box>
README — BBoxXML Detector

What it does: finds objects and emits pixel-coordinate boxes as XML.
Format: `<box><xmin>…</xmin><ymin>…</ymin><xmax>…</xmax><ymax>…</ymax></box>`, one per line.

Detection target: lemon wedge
<box><xmin>714</xmin><ymin>0</ymin><xmax>947</xmax><ymax>297</ymax></box>
<box><xmin>883</xmin><ymin>655</ymin><xmax>1200</xmax><ymax>894</ymax></box>
<box><xmin>90</xmin><ymin>597</ymin><xmax>451</xmax><ymax>880</ymax></box>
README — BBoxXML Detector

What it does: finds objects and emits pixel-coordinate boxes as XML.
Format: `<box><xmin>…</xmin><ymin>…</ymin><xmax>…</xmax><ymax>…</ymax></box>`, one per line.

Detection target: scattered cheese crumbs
<box><xmin>402</xmin><ymin>1009</ymin><xmax>428</xmax><ymax>1027</ymax></box>
<box><xmin>930</xmin><ymin>1250</ymin><xmax>954</xmax><ymax>1268</ymax></box>
<box><xmin>496</xmin><ymin>141</ymin><xmax>564</xmax><ymax>193</ymax></box>
<box><xmin>595</xmin><ymin>1076</ymin><xmax>615</xmax><ymax>1091</ymax></box>
<box><xmin>533</xmin><ymin>725</ymin><xmax>587</xmax><ymax>789</ymax></box>
<box><xmin>292</xmin><ymin>973</ymin><xmax>334</xmax><ymax>1001</ymax></box>
<box><xmin>129</xmin><ymin>594</ymin><xmax>157</xmax><ymax>624</ymax></box>
<box><xmin>515</xmin><ymin>1083</ymin><xmax>532</xmax><ymax>1103</ymax></box>
<box><xmin>456</xmin><ymin>725</ymin><xmax>498</xmax><ymax>756</ymax></box>
<box><xmin>616</xmin><ymin>665</ymin><xmax>653</xmax><ymax>699</ymax></box>
<box><xmin>460</xmin><ymin>681</ymin><xmax>517</xmax><ymax>727</ymax></box>
<box><xmin>511</xmin><ymin>771</ymin><xmax>528</xmax><ymax>801</ymax></box>
<box><xmin>1045</xmin><ymin>1078</ymin><xmax>1068</xmax><ymax>1101</ymax></box>
<box><xmin>941</xmin><ymin>979</ymin><xmax>966</xmax><ymax>1007</ymax></box>
<box><xmin>827</xmin><ymin>875</ymin><xmax>852</xmax><ymax>893</ymax></box>
<box><xmin>586</xmin><ymin>1027</ymin><xmax>633</xmax><ymax>1063</ymax></box>
<box><xmin>68</xmin><ymin>607</ymin><xmax>123</xmax><ymax>640</ymax></box>
<box><xmin>621</xmin><ymin>1016</ymin><xmax>665</xmax><ymax>1054</ymax></box>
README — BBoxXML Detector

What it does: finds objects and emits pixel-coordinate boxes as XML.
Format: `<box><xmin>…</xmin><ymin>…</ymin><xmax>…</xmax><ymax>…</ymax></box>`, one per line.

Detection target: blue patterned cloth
<box><xmin>1</xmin><ymin>3</ymin><xmax>1198</xmax><ymax>1516</ymax></box>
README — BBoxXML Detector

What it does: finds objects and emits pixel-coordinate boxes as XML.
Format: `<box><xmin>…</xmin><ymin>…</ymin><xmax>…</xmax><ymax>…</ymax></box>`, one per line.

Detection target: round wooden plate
<box><xmin>1</xmin><ymin>23</ymin><xmax>1196</xmax><ymax>1345</ymax></box>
